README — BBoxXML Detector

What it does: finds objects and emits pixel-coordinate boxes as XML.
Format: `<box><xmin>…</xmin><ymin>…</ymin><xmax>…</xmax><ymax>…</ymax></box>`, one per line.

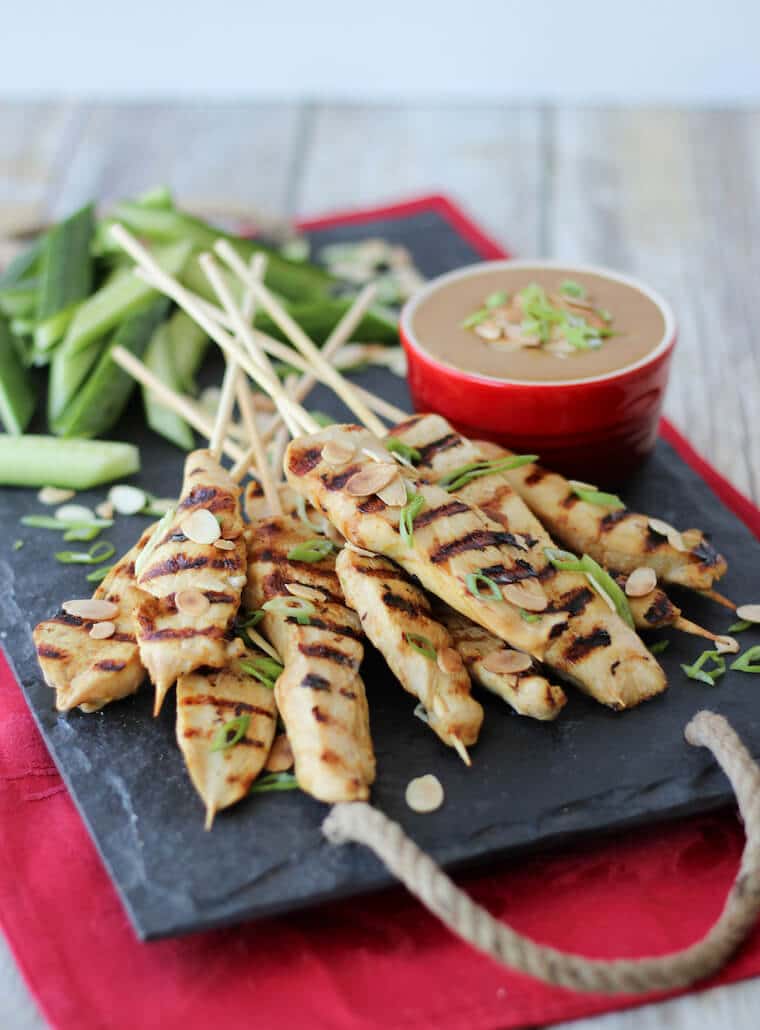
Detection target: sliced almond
<box><xmin>95</xmin><ymin>500</ymin><xmax>115</xmax><ymax>520</ymax></box>
<box><xmin>265</xmin><ymin>733</ymin><xmax>294</xmax><ymax>772</ymax></box>
<box><xmin>625</xmin><ymin>566</ymin><xmax>658</xmax><ymax>598</ymax></box>
<box><xmin>62</xmin><ymin>599</ymin><xmax>119</xmax><ymax>621</ymax></box>
<box><xmin>482</xmin><ymin>649</ymin><xmax>533</xmax><ymax>675</ymax></box>
<box><xmin>181</xmin><ymin>508</ymin><xmax>221</xmax><ymax>545</ymax></box>
<box><xmin>89</xmin><ymin>621</ymin><xmax>116</xmax><ymax>640</ymax></box>
<box><xmin>38</xmin><ymin>486</ymin><xmax>75</xmax><ymax>505</ymax></box>
<box><xmin>714</xmin><ymin>635</ymin><xmax>740</xmax><ymax>655</ymax></box>
<box><xmin>321</xmin><ymin>440</ymin><xmax>355</xmax><ymax>467</ymax></box>
<box><xmin>647</xmin><ymin>517</ymin><xmax>687</xmax><ymax>551</ymax></box>
<box><xmin>501</xmin><ymin>579</ymin><xmax>548</xmax><ymax>612</ymax></box>
<box><xmin>108</xmin><ymin>484</ymin><xmax>147</xmax><ymax>515</ymax></box>
<box><xmin>214</xmin><ymin>538</ymin><xmax>236</xmax><ymax>551</ymax></box>
<box><xmin>285</xmin><ymin>582</ymin><xmax>326</xmax><ymax>603</ymax></box>
<box><xmin>376</xmin><ymin>474</ymin><xmax>407</xmax><ymax>507</ymax></box>
<box><xmin>736</xmin><ymin>604</ymin><xmax>760</xmax><ymax>623</ymax></box>
<box><xmin>437</xmin><ymin>647</ymin><xmax>461</xmax><ymax>675</ymax></box>
<box><xmin>405</xmin><ymin>774</ymin><xmax>444</xmax><ymax>813</ymax></box>
<box><xmin>474</xmin><ymin>321</ymin><xmax>502</xmax><ymax>341</ymax></box>
<box><xmin>175</xmin><ymin>589</ymin><xmax>210</xmax><ymax>617</ymax></box>
<box><xmin>345</xmin><ymin>463</ymin><xmax>398</xmax><ymax>497</ymax></box>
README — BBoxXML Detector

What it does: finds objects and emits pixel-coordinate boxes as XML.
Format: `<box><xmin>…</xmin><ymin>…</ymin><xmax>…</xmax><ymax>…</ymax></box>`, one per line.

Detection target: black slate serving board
<box><xmin>2</xmin><ymin>201</ymin><xmax>760</xmax><ymax>941</ymax></box>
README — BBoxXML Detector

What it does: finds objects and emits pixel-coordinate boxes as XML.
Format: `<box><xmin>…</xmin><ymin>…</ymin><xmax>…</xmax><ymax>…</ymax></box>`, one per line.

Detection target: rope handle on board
<box><xmin>322</xmin><ymin>711</ymin><xmax>760</xmax><ymax>995</ymax></box>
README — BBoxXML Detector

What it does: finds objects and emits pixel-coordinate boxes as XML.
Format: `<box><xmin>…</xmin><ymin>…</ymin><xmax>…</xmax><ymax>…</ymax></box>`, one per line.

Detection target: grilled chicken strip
<box><xmin>436</xmin><ymin>607</ymin><xmax>567</xmax><ymax>721</ymax></box>
<box><xmin>483</xmin><ymin>445</ymin><xmax>727</xmax><ymax>591</ymax></box>
<box><xmin>390</xmin><ymin>414</ymin><xmax>686</xmax><ymax>634</ymax></box>
<box><xmin>134</xmin><ymin>450</ymin><xmax>248</xmax><ymax>712</ymax></box>
<box><xmin>336</xmin><ymin>547</ymin><xmax>484</xmax><ymax>759</ymax></box>
<box><xmin>176</xmin><ymin>650</ymin><xmax>277</xmax><ymax>829</ymax></box>
<box><xmin>285</xmin><ymin>424</ymin><xmax>666</xmax><ymax>710</ymax></box>
<box><xmin>33</xmin><ymin>528</ymin><xmax>152</xmax><ymax>712</ymax></box>
<box><xmin>244</xmin><ymin>515</ymin><xmax>375</xmax><ymax>802</ymax></box>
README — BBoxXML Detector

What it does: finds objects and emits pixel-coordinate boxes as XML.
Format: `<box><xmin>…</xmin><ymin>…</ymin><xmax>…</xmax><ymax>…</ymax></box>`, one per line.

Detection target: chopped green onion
<box><xmin>544</xmin><ymin>546</ymin><xmax>582</xmax><ymax>571</ymax></box>
<box><xmin>485</xmin><ymin>290</ymin><xmax>508</xmax><ymax>309</ymax></box>
<box><xmin>262</xmin><ymin>596</ymin><xmax>315</xmax><ymax>625</ymax></box>
<box><xmin>140</xmin><ymin>495</ymin><xmax>176</xmax><ymax>518</ymax></box>
<box><xmin>286</xmin><ymin>537</ymin><xmax>335</xmax><ymax>562</ymax></box>
<box><xmin>210</xmin><ymin>715</ymin><xmax>250</xmax><ymax>752</ymax></box>
<box><xmin>460</xmin><ymin>307</ymin><xmax>490</xmax><ymax>329</ymax></box>
<box><xmin>63</xmin><ymin>523</ymin><xmax>104</xmax><ymax>542</ymax></box>
<box><xmin>238</xmin><ymin>610</ymin><xmax>265</xmax><ymax>629</ymax></box>
<box><xmin>465</xmin><ymin>572</ymin><xmax>503</xmax><ymax>602</ymax></box>
<box><xmin>403</xmin><ymin>631</ymin><xmax>437</xmax><ymax>660</ymax></box>
<box><xmin>85</xmin><ymin>564</ymin><xmax>114</xmax><ymax>583</ymax></box>
<box><xmin>439</xmin><ymin>454</ymin><xmax>538</xmax><ymax>493</ymax></box>
<box><xmin>239</xmin><ymin>655</ymin><xmax>284</xmax><ymax>688</ymax></box>
<box><xmin>560</xmin><ymin>280</ymin><xmax>586</xmax><ymax>299</ymax></box>
<box><xmin>519</xmin><ymin>608</ymin><xmax>541</xmax><ymax>623</ymax></box>
<box><xmin>729</xmin><ymin>619</ymin><xmax>753</xmax><ymax>633</ymax></box>
<box><xmin>681</xmin><ymin>649</ymin><xmax>726</xmax><ymax>685</ymax></box>
<box><xmin>384</xmin><ymin>438</ymin><xmax>421</xmax><ymax>465</ymax></box>
<box><xmin>249</xmin><ymin>771</ymin><xmax>299</xmax><ymax>794</ymax></box>
<box><xmin>294</xmin><ymin>494</ymin><xmax>324</xmax><ymax>534</ymax></box>
<box><xmin>21</xmin><ymin>514</ymin><xmax>113</xmax><ymax>531</ymax></box>
<box><xmin>309</xmin><ymin>410</ymin><xmax>335</xmax><ymax>427</ymax></box>
<box><xmin>55</xmin><ymin>540</ymin><xmax>116</xmax><ymax>565</ymax></box>
<box><xmin>399</xmin><ymin>492</ymin><xmax>425</xmax><ymax>547</ymax></box>
<box><xmin>597</xmin><ymin>308</ymin><xmax>613</xmax><ymax>323</ymax></box>
<box><xmin>12</xmin><ymin>539</ymin><xmax>23</xmax><ymax>551</ymax></box>
<box><xmin>134</xmin><ymin>506</ymin><xmax>175</xmax><ymax>580</ymax></box>
<box><xmin>544</xmin><ymin>548</ymin><xmax>634</xmax><ymax>627</ymax></box>
<box><xmin>648</xmin><ymin>639</ymin><xmax>670</xmax><ymax>655</ymax></box>
<box><xmin>572</xmin><ymin>486</ymin><xmax>625</xmax><ymax>510</ymax></box>
<box><xmin>730</xmin><ymin>646</ymin><xmax>760</xmax><ymax>674</ymax></box>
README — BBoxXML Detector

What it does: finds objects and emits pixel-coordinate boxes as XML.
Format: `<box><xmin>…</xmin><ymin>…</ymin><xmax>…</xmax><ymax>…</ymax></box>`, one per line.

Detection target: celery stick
<box><xmin>135</xmin><ymin>185</ymin><xmax>174</xmax><ymax>210</ymax></box>
<box><xmin>34</xmin><ymin>203</ymin><xmax>95</xmax><ymax>353</ymax></box>
<box><xmin>143</xmin><ymin>321</ymin><xmax>195</xmax><ymax>450</ymax></box>
<box><xmin>0</xmin><ymin>277</ymin><xmax>40</xmax><ymax>319</ymax></box>
<box><xmin>166</xmin><ymin>308</ymin><xmax>208</xmax><ymax>393</ymax></box>
<box><xmin>256</xmin><ymin>298</ymin><xmax>399</xmax><ymax>346</ymax></box>
<box><xmin>0</xmin><ymin>315</ymin><xmax>35</xmax><ymax>434</ymax></box>
<box><xmin>55</xmin><ymin>297</ymin><xmax>170</xmax><ymax>439</ymax></box>
<box><xmin>0</xmin><ymin>435</ymin><xmax>139</xmax><ymax>488</ymax></box>
<box><xmin>0</xmin><ymin>234</ymin><xmax>46</xmax><ymax>290</ymax></box>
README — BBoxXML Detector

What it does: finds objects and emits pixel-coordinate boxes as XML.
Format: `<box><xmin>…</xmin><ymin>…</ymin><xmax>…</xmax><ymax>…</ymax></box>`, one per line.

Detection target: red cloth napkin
<box><xmin>2</xmin><ymin>196</ymin><xmax>760</xmax><ymax>1030</ymax></box>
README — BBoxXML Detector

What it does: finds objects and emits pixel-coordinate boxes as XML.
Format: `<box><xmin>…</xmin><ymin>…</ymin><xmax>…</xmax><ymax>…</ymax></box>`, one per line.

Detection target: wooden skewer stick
<box><xmin>110</xmin><ymin>345</ymin><xmax>247</xmax><ymax>464</ymax></box>
<box><xmin>700</xmin><ymin>588</ymin><xmax>737</xmax><ymax>611</ymax></box>
<box><xmin>234</xmin><ymin>379</ymin><xmax>283</xmax><ymax>512</ymax></box>
<box><xmin>675</xmin><ymin>617</ymin><xmax>731</xmax><ymax>643</ymax></box>
<box><xmin>108</xmin><ymin>224</ymin><xmax>316</xmax><ymax>436</ymax></box>
<box><xmin>209</xmin><ymin>359</ymin><xmax>240</xmax><ymax>461</ymax></box>
<box><xmin>214</xmin><ymin>240</ymin><xmax>388</xmax><ymax>437</ymax></box>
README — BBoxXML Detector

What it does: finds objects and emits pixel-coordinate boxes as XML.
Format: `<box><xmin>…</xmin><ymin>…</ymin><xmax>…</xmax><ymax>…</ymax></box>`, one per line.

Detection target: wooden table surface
<box><xmin>1</xmin><ymin>101</ymin><xmax>758</xmax><ymax>1030</ymax></box>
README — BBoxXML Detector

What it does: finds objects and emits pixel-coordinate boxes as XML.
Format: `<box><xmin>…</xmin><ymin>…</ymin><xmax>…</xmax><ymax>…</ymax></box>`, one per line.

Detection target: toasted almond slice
<box><xmin>214</xmin><ymin>538</ymin><xmax>236</xmax><ymax>551</ymax></box>
<box><xmin>736</xmin><ymin>604</ymin><xmax>760</xmax><ymax>623</ymax></box>
<box><xmin>482</xmin><ymin>648</ymin><xmax>533</xmax><ymax>675</ymax></box>
<box><xmin>474</xmin><ymin>321</ymin><xmax>502</xmax><ymax>341</ymax></box>
<box><xmin>344</xmin><ymin>542</ymin><xmax>377</xmax><ymax>558</ymax></box>
<box><xmin>405</xmin><ymin>774</ymin><xmax>444</xmax><ymax>813</ymax></box>
<box><xmin>437</xmin><ymin>647</ymin><xmax>461</xmax><ymax>675</ymax></box>
<box><xmin>345</xmin><ymin>463</ymin><xmax>398</xmax><ymax>497</ymax></box>
<box><xmin>95</xmin><ymin>500</ymin><xmax>115</xmax><ymax>519</ymax></box>
<box><xmin>715</xmin><ymin>635</ymin><xmax>740</xmax><ymax>654</ymax></box>
<box><xmin>175</xmin><ymin>589</ymin><xmax>210</xmax><ymax>616</ymax></box>
<box><xmin>89</xmin><ymin>621</ymin><xmax>116</xmax><ymax>640</ymax></box>
<box><xmin>181</xmin><ymin>508</ymin><xmax>221</xmax><ymax>545</ymax></box>
<box><xmin>625</xmin><ymin>566</ymin><xmax>658</xmax><ymax>598</ymax></box>
<box><xmin>501</xmin><ymin>579</ymin><xmax>548</xmax><ymax>612</ymax></box>
<box><xmin>376</xmin><ymin>474</ymin><xmax>407</xmax><ymax>507</ymax></box>
<box><xmin>62</xmin><ymin>599</ymin><xmax>119</xmax><ymax>621</ymax></box>
<box><xmin>322</xmin><ymin>440</ymin><xmax>355</xmax><ymax>467</ymax></box>
<box><xmin>108</xmin><ymin>484</ymin><xmax>147</xmax><ymax>515</ymax></box>
<box><xmin>286</xmin><ymin>582</ymin><xmax>326</xmax><ymax>603</ymax></box>
<box><xmin>265</xmin><ymin>733</ymin><xmax>294</xmax><ymax>772</ymax></box>
<box><xmin>38</xmin><ymin>486</ymin><xmax>75</xmax><ymax>505</ymax></box>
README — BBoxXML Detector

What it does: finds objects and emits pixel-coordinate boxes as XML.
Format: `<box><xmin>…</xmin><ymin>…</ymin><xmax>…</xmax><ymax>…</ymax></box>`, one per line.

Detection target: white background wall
<box><xmin>3</xmin><ymin>0</ymin><xmax>760</xmax><ymax>103</ymax></box>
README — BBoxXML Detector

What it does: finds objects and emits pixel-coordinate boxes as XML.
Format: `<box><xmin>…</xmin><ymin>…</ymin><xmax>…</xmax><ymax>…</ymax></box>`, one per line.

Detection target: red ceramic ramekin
<box><xmin>399</xmin><ymin>260</ymin><xmax>677</xmax><ymax>485</ymax></box>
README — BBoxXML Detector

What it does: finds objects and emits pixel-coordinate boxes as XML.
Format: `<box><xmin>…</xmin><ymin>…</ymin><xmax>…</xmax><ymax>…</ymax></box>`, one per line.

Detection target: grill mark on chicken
<box><xmin>339</xmin><ymin>687</ymin><xmax>357</xmax><ymax>699</ymax></box>
<box><xmin>561</xmin><ymin>493</ymin><xmax>580</xmax><ymax>509</ymax></box>
<box><xmin>643</xmin><ymin>592</ymin><xmax>673</xmax><ymax>624</ymax></box>
<box><xmin>300</xmin><ymin>673</ymin><xmax>331</xmax><ymax>691</ymax></box>
<box><xmin>298</xmin><ymin>642</ymin><xmax>357</xmax><ymax>668</ymax></box>
<box><xmin>478</xmin><ymin>559</ymin><xmax>536</xmax><ymax>583</ymax></box>
<box><xmin>50</xmin><ymin>611</ymin><xmax>86</xmax><ymax>628</ymax></box>
<box><xmin>289</xmin><ymin>446</ymin><xmax>324</xmax><ymax>476</ymax></box>
<box><xmin>692</xmin><ymin>537</ymin><xmax>722</xmax><ymax>568</ymax></box>
<box><xmin>546</xmin><ymin>586</ymin><xmax>594</xmax><ymax>617</ymax></box>
<box><xmin>358</xmin><ymin>496</ymin><xmax>387</xmax><ymax>514</ymax></box>
<box><xmin>178</xmin><ymin>485</ymin><xmax>236</xmax><ymax>514</ymax></box>
<box><xmin>524</xmin><ymin>468</ymin><xmax>548</xmax><ymax>486</ymax></box>
<box><xmin>644</xmin><ymin>528</ymin><xmax>669</xmax><ymax>552</ymax></box>
<box><xmin>179</xmin><ymin>695</ymin><xmax>275</xmax><ymax>718</ymax></box>
<box><xmin>388</xmin><ymin>415</ymin><xmax>423</xmax><ymax>435</ymax></box>
<box><xmin>137</xmin><ymin>623</ymin><xmax>227</xmax><ymax>642</ymax></box>
<box><xmin>204</xmin><ymin>591</ymin><xmax>236</xmax><ymax>605</ymax></box>
<box><xmin>307</xmin><ymin>616</ymin><xmax>363</xmax><ymax>640</ymax></box>
<box><xmin>416</xmin><ymin>433</ymin><xmax>460</xmax><ymax>464</ymax></box>
<box><xmin>37</xmin><ymin>644</ymin><xmax>67</xmax><ymax>660</ymax></box>
<box><xmin>600</xmin><ymin>510</ymin><xmax>633</xmax><ymax>532</ymax></box>
<box><xmin>430</xmin><ymin>530</ymin><xmax>537</xmax><ymax>565</ymax></box>
<box><xmin>95</xmin><ymin>659</ymin><xmax>127</xmax><ymax>672</ymax></box>
<box><xmin>313</xmin><ymin>706</ymin><xmax>330</xmax><ymax>723</ymax></box>
<box><xmin>414</xmin><ymin>500</ymin><xmax>470</xmax><ymax>528</ymax></box>
<box><xmin>565</xmin><ymin>627</ymin><xmax>612</xmax><ymax>661</ymax></box>
<box><xmin>381</xmin><ymin>589</ymin><xmax>427</xmax><ymax>618</ymax></box>
<box><xmin>323</xmin><ymin>467</ymin><xmax>361</xmax><ymax>491</ymax></box>
<box><xmin>141</xmin><ymin>554</ymin><xmax>211</xmax><ymax>580</ymax></box>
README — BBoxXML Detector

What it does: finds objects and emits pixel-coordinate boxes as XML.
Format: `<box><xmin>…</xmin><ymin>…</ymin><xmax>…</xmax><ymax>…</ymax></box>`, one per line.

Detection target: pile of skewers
<box><xmin>33</xmin><ymin>222</ymin><xmax>750</xmax><ymax>829</ymax></box>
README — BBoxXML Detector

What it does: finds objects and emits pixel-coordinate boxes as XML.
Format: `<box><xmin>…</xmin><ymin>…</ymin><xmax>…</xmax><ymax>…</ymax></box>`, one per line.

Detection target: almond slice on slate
<box><xmin>405</xmin><ymin>774</ymin><xmax>444</xmax><ymax>813</ymax></box>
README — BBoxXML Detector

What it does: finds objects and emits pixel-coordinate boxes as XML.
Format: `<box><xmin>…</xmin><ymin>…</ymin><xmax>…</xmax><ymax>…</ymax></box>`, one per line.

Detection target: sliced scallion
<box><xmin>21</xmin><ymin>514</ymin><xmax>113</xmax><ymax>532</ymax></box>
<box><xmin>465</xmin><ymin>571</ymin><xmax>503</xmax><ymax>602</ymax></box>
<box><xmin>560</xmin><ymin>280</ymin><xmax>586</xmax><ymax>299</ymax></box>
<box><xmin>572</xmin><ymin>486</ymin><xmax>625</xmax><ymax>510</ymax></box>
<box><xmin>55</xmin><ymin>540</ymin><xmax>116</xmax><ymax>565</ymax></box>
<box><xmin>309</xmin><ymin>411</ymin><xmax>335</xmax><ymax>427</ymax></box>
<box><xmin>13</xmin><ymin>539</ymin><xmax>23</xmax><ymax>551</ymax></box>
<box><xmin>85</xmin><ymin>564</ymin><xmax>114</xmax><ymax>583</ymax></box>
<box><xmin>403</xmin><ymin>631</ymin><xmax>437</xmax><ymax>660</ymax></box>
<box><xmin>648</xmin><ymin>639</ymin><xmax>670</xmax><ymax>655</ymax></box>
<box><xmin>460</xmin><ymin>307</ymin><xmax>491</xmax><ymax>329</ymax></box>
<box><xmin>384</xmin><ymin>438</ymin><xmax>421</xmax><ymax>465</ymax></box>
<box><xmin>729</xmin><ymin>619</ymin><xmax>753</xmax><ymax>633</ymax></box>
<box><xmin>399</xmin><ymin>492</ymin><xmax>425</xmax><ymax>547</ymax></box>
<box><xmin>544</xmin><ymin>548</ymin><xmax>634</xmax><ymax>627</ymax></box>
<box><xmin>681</xmin><ymin>649</ymin><xmax>726</xmax><ymax>685</ymax></box>
<box><xmin>262</xmin><ymin>596</ymin><xmax>315</xmax><ymax>625</ymax></box>
<box><xmin>287</xmin><ymin>538</ymin><xmax>335</xmax><ymax>562</ymax></box>
<box><xmin>249</xmin><ymin>771</ymin><xmax>299</xmax><ymax>794</ymax></box>
<box><xmin>239</xmin><ymin>655</ymin><xmax>284</xmax><ymax>688</ymax></box>
<box><xmin>519</xmin><ymin>608</ymin><xmax>541</xmax><ymax>623</ymax></box>
<box><xmin>730</xmin><ymin>646</ymin><xmax>760</xmax><ymax>674</ymax></box>
<box><xmin>439</xmin><ymin>454</ymin><xmax>538</xmax><ymax>493</ymax></box>
<box><xmin>210</xmin><ymin>715</ymin><xmax>250</xmax><ymax>752</ymax></box>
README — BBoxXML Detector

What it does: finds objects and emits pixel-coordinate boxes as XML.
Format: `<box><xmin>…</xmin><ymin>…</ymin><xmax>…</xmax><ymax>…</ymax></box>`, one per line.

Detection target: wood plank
<box><xmin>48</xmin><ymin>101</ymin><xmax>305</xmax><ymax>229</ymax></box>
<box><xmin>550</xmin><ymin>108</ymin><xmax>760</xmax><ymax>501</ymax></box>
<box><xmin>295</xmin><ymin>103</ymin><xmax>546</xmax><ymax>256</ymax></box>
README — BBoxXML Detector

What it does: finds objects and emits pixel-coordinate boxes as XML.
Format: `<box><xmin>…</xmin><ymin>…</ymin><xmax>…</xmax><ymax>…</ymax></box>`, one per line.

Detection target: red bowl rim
<box><xmin>400</xmin><ymin>259</ymin><xmax>677</xmax><ymax>390</ymax></box>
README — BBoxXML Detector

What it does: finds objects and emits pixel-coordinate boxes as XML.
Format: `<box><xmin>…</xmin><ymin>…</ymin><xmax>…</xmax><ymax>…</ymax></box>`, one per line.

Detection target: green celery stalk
<box><xmin>34</xmin><ymin>203</ymin><xmax>95</xmax><ymax>354</ymax></box>
<box><xmin>166</xmin><ymin>308</ymin><xmax>208</xmax><ymax>394</ymax></box>
<box><xmin>0</xmin><ymin>434</ymin><xmax>139</xmax><ymax>488</ymax></box>
<box><xmin>54</xmin><ymin>297</ymin><xmax>170</xmax><ymax>438</ymax></box>
<box><xmin>142</xmin><ymin>319</ymin><xmax>195</xmax><ymax>450</ymax></box>
<box><xmin>0</xmin><ymin>277</ymin><xmax>40</xmax><ymax>319</ymax></box>
<box><xmin>0</xmin><ymin>314</ymin><xmax>35</xmax><ymax>433</ymax></box>
<box><xmin>256</xmin><ymin>298</ymin><xmax>399</xmax><ymax>346</ymax></box>
<box><xmin>0</xmin><ymin>234</ymin><xmax>46</xmax><ymax>291</ymax></box>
